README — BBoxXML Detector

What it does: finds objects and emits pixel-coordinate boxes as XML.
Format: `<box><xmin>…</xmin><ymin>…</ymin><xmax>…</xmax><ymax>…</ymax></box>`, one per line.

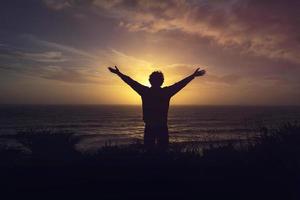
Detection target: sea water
<box><xmin>0</xmin><ymin>105</ymin><xmax>300</xmax><ymax>151</ymax></box>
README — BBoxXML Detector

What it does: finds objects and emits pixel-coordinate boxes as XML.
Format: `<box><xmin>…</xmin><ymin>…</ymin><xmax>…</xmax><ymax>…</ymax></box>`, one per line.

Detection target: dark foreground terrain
<box><xmin>1</xmin><ymin>123</ymin><xmax>300</xmax><ymax>200</ymax></box>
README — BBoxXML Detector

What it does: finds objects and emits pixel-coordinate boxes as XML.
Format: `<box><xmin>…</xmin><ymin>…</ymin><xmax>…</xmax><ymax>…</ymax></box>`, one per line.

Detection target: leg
<box><xmin>157</xmin><ymin>125</ymin><xmax>169</xmax><ymax>151</ymax></box>
<box><xmin>144</xmin><ymin>124</ymin><xmax>155</xmax><ymax>150</ymax></box>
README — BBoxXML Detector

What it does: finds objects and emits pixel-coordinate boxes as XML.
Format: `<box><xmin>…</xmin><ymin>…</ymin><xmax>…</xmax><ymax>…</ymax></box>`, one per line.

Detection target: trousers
<box><xmin>144</xmin><ymin>124</ymin><xmax>169</xmax><ymax>150</ymax></box>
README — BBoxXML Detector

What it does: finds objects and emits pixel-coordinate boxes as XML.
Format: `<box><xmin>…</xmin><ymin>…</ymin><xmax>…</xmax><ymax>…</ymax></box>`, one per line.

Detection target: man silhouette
<box><xmin>108</xmin><ymin>66</ymin><xmax>206</xmax><ymax>150</ymax></box>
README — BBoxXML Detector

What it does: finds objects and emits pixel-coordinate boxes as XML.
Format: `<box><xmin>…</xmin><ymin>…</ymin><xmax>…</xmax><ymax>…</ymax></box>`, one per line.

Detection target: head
<box><xmin>149</xmin><ymin>71</ymin><xmax>164</xmax><ymax>87</ymax></box>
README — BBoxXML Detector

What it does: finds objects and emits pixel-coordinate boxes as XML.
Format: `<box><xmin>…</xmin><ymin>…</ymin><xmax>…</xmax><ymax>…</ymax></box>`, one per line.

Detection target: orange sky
<box><xmin>0</xmin><ymin>0</ymin><xmax>300</xmax><ymax>105</ymax></box>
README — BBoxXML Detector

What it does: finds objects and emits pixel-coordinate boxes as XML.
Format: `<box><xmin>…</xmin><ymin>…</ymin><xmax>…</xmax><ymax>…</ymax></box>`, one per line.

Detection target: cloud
<box><xmin>60</xmin><ymin>0</ymin><xmax>299</xmax><ymax>64</ymax></box>
<box><xmin>109</xmin><ymin>49</ymin><xmax>153</xmax><ymax>69</ymax></box>
<box><xmin>43</xmin><ymin>0</ymin><xmax>71</xmax><ymax>10</ymax></box>
<box><xmin>0</xmin><ymin>62</ymin><xmax>103</xmax><ymax>84</ymax></box>
<box><xmin>0</xmin><ymin>36</ymin><xmax>104</xmax><ymax>84</ymax></box>
<box><xmin>166</xmin><ymin>64</ymin><xmax>243</xmax><ymax>85</ymax></box>
<box><xmin>0</xmin><ymin>36</ymin><xmax>159</xmax><ymax>84</ymax></box>
<box><xmin>16</xmin><ymin>51</ymin><xmax>68</xmax><ymax>63</ymax></box>
<box><xmin>22</xmin><ymin>35</ymin><xmax>99</xmax><ymax>60</ymax></box>
<box><xmin>39</xmin><ymin>66</ymin><xmax>103</xmax><ymax>83</ymax></box>
<box><xmin>43</xmin><ymin>0</ymin><xmax>95</xmax><ymax>10</ymax></box>
<box><xmin>205</xmin><ymin>74</ymin><xmax>242</xmax><ymax>85</ymax></box>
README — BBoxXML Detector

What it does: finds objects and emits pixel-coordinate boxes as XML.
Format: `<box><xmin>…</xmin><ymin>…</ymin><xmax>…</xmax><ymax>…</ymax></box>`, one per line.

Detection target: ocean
<box><xmin>1</xmin><ymin>105</ymin><xmax>300</xmax><ymax>151</ymax></box>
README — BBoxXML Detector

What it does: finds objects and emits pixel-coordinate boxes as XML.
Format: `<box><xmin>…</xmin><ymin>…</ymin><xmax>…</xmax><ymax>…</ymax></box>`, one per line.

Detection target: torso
<box><xmin>141</xmin><ymin>87</ymin><xmax>171</xmax><ymax>125</ymax></box>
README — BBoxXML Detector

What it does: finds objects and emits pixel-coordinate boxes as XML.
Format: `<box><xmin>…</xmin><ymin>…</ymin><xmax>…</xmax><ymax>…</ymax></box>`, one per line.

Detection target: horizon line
<box><xmin>0</xmin><ymin>103</ymin><xmax>300</xmax><ymax>107</ymax></box>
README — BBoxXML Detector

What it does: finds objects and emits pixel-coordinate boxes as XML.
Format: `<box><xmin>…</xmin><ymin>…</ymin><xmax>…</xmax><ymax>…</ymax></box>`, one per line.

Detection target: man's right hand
<box><xmin>108</xmin><ymin>66</ymin><xmax>120</xmax><ymax>74</ymax></box>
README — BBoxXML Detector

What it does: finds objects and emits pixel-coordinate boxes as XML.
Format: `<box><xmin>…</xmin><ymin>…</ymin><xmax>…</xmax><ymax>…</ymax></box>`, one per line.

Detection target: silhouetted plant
<box><xmin>16</xmin><ymin>128</ymin><xmax>80</xmax><ymax>162</ymax></box>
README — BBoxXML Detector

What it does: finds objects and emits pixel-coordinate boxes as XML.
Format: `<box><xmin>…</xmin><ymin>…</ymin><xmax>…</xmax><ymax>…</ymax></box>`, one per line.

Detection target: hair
<box><xmin>149</xmin><ymin>71</ymin><xmax>164</xmax><ymax>87</ymax></box>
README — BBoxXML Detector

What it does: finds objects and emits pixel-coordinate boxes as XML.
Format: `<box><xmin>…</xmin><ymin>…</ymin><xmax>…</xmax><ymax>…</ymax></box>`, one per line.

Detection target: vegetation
<box><xmin>0</xmin><ymin>123</ymin><xmax>299</xmax><ymax>199</ymax></box>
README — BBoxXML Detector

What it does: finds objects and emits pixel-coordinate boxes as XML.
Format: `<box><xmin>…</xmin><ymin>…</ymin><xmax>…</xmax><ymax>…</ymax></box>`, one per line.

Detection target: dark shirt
<box><xmin>118</xmin><ymin>73</ymin><xmax>194</xmax><ymax>125</ymax></box>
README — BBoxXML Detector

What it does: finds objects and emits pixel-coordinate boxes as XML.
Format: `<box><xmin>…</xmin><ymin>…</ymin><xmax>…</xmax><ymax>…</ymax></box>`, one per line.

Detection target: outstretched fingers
<box><xmin>108</xmin><ymin>66</ymin><xmax>121</xmax><ymax>74</ymax></box>
<box><xmin>193</xmin><ymin>68</ymin><xmax>206</xmax><ymax>77</ymax></box>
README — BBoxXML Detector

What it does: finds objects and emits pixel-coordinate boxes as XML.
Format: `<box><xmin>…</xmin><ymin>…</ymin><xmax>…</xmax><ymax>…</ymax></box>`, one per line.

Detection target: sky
<box><xmin>0</xmin><ymin>0</ymin><xmax>300</xmax><ymax>105</ymax></box>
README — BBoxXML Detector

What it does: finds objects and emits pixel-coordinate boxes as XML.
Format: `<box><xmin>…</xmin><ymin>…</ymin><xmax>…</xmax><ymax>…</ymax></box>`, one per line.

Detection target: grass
<box><xmin>0</xmin><ymin>122</ymin><xmax>299</xmax><ymax>199</ymax></box>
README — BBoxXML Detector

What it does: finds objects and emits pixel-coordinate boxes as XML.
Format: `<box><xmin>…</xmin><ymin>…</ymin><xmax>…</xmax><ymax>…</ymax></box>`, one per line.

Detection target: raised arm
<box><xmin>108</xmin><ymin>66</ymin><xmax>147</xmax><ymax>95</ymax></box>
<box><xmin>166</xmin><ymin>68</ymin><xmax>206</xmax><ymax>97</ymax></box>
